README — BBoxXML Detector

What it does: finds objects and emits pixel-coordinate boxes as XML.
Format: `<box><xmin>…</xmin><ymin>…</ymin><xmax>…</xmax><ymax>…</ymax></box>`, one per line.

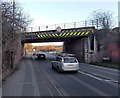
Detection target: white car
<box><xmin>52</xmin><ymin>56</ymin><xmax>79</xmax><ymax>73</ymax></box>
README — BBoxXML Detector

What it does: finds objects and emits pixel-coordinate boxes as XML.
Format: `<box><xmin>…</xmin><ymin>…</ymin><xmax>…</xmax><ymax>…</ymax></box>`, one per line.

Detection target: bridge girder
<box><xmin>21</xmin><ymin>27</ymin><xmax>95</xmax><ymax>44</ymax></box>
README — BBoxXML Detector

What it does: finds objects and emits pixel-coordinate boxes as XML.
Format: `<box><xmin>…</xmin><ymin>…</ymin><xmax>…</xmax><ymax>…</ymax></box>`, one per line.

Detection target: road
<box><xmin>2</xmin><ymin>57</ymin><xmax>119</xmax><ymax>96</ymax></box>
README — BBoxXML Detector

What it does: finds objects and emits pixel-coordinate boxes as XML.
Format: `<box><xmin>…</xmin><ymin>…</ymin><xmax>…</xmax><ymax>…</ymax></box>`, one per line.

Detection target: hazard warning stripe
<box><xmin>77</xmin><ymin>32</ymin><xmax>81</xmax><ymax>36</ymax></box>
<box><xmin>36</xmin><ymin>30</ymin><xmax>91</xmax><ymax>38</ymax></box>
<box><xmin>55</xmin><ymin>33</ymin><xmax>59</xmax><ymax>37</ymax></box>
<box><xmin>69</xmin><ymin>32</ymin><xmax>73</xmax><ymax>36</ymax></box>
<box><xmin>65</xmin><ymin>32</ymin><xmax>70</xmax><ymax>37</ymax></box>
<box><xmin>36</xmin><ymin>34</ymin><xmax>40</xmax><ymax>38</ymax></box>
<box><xmin>85</xmin><ymin>31</ymin><xmax>89</xmax><ymax>35</ymax></box>
<box><xmin>81</xmin><ymin>31</ymin><xmax>85</xmax><ymax>35</ymax></box>
<box><xmin>73</xmin><ymin>32</ymin><xmax>77</xmax><ymax>36</ymax></box>
<box><xmin>62</xmin><ymin>33</ymin><xmax>66</xmax><ymax>37</ymax></box>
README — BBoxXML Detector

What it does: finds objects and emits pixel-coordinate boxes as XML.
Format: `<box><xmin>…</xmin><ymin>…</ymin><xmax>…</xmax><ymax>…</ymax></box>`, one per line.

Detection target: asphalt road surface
<box><xmin>2</xmin><ymin>57</ymin><xmax>119</xmax><ymax>97</ymax></box>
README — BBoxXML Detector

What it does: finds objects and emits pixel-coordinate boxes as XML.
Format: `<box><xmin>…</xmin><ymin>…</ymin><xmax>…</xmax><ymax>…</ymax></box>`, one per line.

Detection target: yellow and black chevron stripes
<box><xmin>65</xmin><ymin>32</ymin><xmax>70</xmax><ymax>37</ymax></box>
<box><xmin>48</xmin><ymin>33</ymin><xmax>52</xmax><ymax>37</ymax></box>
<box><xmin>81</xmin><ymin>31</ymin><xmax>85</xmax><ymax>35</ymax></box>
<box><xmin>77</xmin><ymin>32</ymin><xmax>81</xmax><ymax>36</ymax></box>
<box><xmin>36</xmin><ymin>31</ymin><xmax>90</xmax><ymax>38</ymax></box>
<box><xmin>52</xmin><ymin>33</ymin><xmax>55</xmax><ymax>37</ymax></box>
<box><xmin>69</xmin><ymin>32</ymin><xmax>73</xmax><ymax>36</ymax></box>
<box><xmin>73</xmin><ymin>32</ymin><xmax>77</xmax><ymax>36</ymax></box>
<box><xmin>55</xmin><ymin>33</ymin><xmax>59</xmax><ymax>37</ymax></box>
<box><xmin>61</xmin><ymin>33</ymin><xmax>66</xmax><ymax>37</ymax></box>
<box><xmin>37</xmin><ymin>34</ymin><xmax>40</xmax><ymax>38</ymax></box>
<box><xmin>85</xmin><ymin>31</ymin><xmax>89</xmax><ymax>35</ymax></box>
<box><xmin>59</xmin><ymin>33</ymin><xmax>63</xmax><ymax>37</ymax></box>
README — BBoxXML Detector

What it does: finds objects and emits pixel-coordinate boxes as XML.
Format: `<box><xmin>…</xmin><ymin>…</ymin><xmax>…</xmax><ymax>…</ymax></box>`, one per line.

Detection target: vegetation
<box><xmin>1</xmin><ymin>1</ymin><xmax>31</xmax><ymax>70</ymax></box>
<box><xmin>89</xmin><ymin>9</ymin><xmax>114</xmax><ymax>29</ymax></box>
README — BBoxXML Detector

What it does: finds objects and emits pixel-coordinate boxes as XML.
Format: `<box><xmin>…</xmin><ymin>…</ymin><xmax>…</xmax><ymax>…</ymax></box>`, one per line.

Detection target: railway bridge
<box><xmin>21</xmin><ymin>21</ymin><xmax>98</xmax><ymax>63</ymax></box>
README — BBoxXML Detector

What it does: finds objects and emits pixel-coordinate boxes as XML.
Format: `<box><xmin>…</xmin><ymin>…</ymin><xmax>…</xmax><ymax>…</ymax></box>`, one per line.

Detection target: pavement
<box><xmin>2</xmin><ymin>58</ymin><xmax>63</xmax><ymax>96</ymax></box>
<box><xmin>2</xmin><ymin>59</ymin><xmax>40</xmax><ymax>96</ymax></box>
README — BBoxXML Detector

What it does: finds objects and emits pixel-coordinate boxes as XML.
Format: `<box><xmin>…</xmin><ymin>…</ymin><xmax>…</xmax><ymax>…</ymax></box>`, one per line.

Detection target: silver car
<box><xmin>52</xmin><ymin>56</ymin><xmax>79</xmax><ymax>73</ymax></box>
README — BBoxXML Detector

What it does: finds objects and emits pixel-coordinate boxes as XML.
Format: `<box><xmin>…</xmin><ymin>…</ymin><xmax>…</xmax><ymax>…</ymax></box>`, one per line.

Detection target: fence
<box><xmin>25</xmin><ymin>20</ymin><xmax>100</xmax><ymax>32</ymax></box>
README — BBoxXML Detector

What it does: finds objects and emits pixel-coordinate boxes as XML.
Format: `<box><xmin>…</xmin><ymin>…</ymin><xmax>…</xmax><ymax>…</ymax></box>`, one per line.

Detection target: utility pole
<box><xmin>10</xmin><ymin>0</ymin><xmax>15</xmax><ymax>69</ymax></box>
<box><xmin>0</xmin><ymin>2</ymin><xmax>2</xmax><ymax>83</ymax></box>
<box><xmin>13</xmin><ymin>0</ymin><xmax>15</xmax><ymax>31</ymax></box>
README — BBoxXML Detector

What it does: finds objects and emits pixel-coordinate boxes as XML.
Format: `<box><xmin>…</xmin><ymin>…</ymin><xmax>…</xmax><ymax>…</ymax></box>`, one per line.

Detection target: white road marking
<box><xmin>68</xmin><ymin>75</ymin><xmax>109</xmax><ymax>96</ymax></box>
<box><xmin>78</xmin><ymin>70</ymin><xmax>119</xmax><ymax>84</ymax></box>
<box><xmin>80</xmin><ymin>70</ymin><xmax>112</xmax><ymax>80</ymax></box>
<box><xmin>78</xmin><ymin>71</ymin><xmax>103</xmax><ymax>81</ymax></box>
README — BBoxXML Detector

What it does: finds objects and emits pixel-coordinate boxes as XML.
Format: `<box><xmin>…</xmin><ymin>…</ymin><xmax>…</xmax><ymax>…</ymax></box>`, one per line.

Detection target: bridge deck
<box><xmin>21</xmin><ymin>27</ymin><xmax>95</xmax><ymax>43</ymax></box>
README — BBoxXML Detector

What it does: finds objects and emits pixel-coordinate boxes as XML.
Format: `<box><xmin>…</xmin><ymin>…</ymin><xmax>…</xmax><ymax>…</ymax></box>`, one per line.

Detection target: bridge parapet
<box><xmin>25</xmin><ymin>20</ymin><xmax>99</xmax><ymax>32</ymax></box>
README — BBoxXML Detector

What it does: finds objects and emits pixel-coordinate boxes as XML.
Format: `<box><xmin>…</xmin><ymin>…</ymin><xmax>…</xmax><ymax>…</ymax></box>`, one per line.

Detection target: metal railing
<box><xmin>25</xmin><ymin>20</ymin><xmax>100</xmax><ymax>32</ymax></box>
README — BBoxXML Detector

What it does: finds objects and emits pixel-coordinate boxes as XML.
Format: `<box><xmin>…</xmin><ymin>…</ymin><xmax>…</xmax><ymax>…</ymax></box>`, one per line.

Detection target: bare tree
<box><xmin>1</xmin><ymin>1</ymin><xmax>31</xmax><ymax>69</ymax></box>
<box><xmin>90</xmin><ymin>9</ymin><xmax>114</xmax><ymax>29</ymax></box>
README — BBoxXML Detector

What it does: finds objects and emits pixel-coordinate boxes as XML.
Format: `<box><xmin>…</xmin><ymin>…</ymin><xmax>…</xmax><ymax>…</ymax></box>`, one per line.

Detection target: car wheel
<box><xmin>52</xmin><ymin>64</ymin><xmax>54</xmax><ymax>69</ymax></box>
<box><xmin>74</xmin><ymin>70</ymin><xmax>78</xmax><ymax>73</ymax></box>
<box><xmin>57</xmin><ymin>66</ymin><xmax>60</xmax><ymax>73</ymax></box>
<box><xmin>43</xmin><ymin>55</ymin><xmax>46</xmax><ymax>60</ymax></box>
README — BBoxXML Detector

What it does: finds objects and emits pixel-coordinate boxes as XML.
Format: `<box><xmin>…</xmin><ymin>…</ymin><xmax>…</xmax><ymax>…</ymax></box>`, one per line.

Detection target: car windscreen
<box><xmin>64</xmin><ymin>57</ymin><xmax>78</xmax><ymax>63</ymax></box>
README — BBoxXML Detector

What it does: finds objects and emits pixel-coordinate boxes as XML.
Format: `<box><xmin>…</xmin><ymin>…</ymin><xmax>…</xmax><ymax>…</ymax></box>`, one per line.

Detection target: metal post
<box><xmin>55</xmin><ymin>24</ymin><xmax>56</xmax><ymax>28</ymax></box>
<box><xmin>96</xmin><ymin>19</ymin><xmax>98</xmax><ymax>29</ymax></box>
<box><xmin>46</xmin><ymin>26</ymin><xmax>48</xmax><ymax>31</ymax></box>
<box><xmin>31</xmin><ymin>27</ymin><xmax>33</xmax><ymax>32</ymax></box>
<box><xmin>64</xmin><ymin>23</ymin><xmax>65</xmax><ymax>29</ymax></box>
<box><xmin>92</xmin><ymin>20</ymin><xmax>94</xmax><ymax>27</ymax></box>
<box><xmin>74</xmin><ymin>22</ymin><xmax>76</xmax><ymax>28</ymax></box>
<box><xmin>39</xmin><ymin>26</ymin><xmax>40</xmax><ymax>31</ymax></box>
<box><xmin>85</xmin><ymin>21</ymin><xmax>87</xmax><ymax>27</ymax></box>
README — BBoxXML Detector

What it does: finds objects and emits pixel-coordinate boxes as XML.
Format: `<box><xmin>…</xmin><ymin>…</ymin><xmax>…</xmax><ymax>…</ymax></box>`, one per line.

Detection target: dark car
<box><xmin>34</xmin><ymin>52</ymin><xmax>46</xmax><ymax>60</ymax></box>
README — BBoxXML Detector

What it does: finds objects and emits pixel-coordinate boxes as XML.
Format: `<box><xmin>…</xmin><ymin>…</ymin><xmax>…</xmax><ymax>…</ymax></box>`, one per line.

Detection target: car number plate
<box><xmin>68</xmin><ymin>65</ymin><xmax>73</xmax><ymax>66</ymax></box>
